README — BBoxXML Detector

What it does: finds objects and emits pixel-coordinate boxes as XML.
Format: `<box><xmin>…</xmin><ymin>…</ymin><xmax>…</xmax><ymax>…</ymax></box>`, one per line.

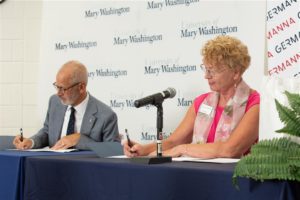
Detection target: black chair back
<box><xmin>0</xmin><ymin>136</ymin><xmax>15</xmax><ymax>150</ymax></box>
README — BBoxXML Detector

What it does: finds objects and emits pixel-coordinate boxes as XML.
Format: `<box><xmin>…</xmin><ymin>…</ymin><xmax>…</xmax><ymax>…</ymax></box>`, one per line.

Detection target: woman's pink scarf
<box><xmin>192</xmin><ymin>80</ymin><xmax>250</xmax><ymax>144</ymax></box>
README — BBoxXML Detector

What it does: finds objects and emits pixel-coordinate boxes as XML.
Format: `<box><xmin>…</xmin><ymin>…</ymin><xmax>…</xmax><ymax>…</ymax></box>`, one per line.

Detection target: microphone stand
<box><xmin>154</xmin><ymin>103</ymin><xmax>172</xmax><ymax>163</ymax></box>
<box><xmin>130</xmin><ymin>101</ymin><xmax>172</xmax><ymax>164</ymax></box>
<box><xmin>156</xmin><ymin>103</ymin><xmax>164</xmax><ymax>156</ymax></box>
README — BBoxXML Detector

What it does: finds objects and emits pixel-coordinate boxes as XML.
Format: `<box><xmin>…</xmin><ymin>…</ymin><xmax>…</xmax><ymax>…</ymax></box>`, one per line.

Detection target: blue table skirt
<box><xmin>0</xmin><ymin>150</ymin><xmax>95</xmax><ymax>200</ymax></box>
<box><xmin>24</xmin><ymin>156</ymin><xmax>300</xmax><ymax>200</ymax></box>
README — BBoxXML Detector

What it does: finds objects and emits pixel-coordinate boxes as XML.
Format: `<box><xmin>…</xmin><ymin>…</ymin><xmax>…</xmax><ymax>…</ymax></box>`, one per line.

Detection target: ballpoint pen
<box><xmin>125</xmin><ymin>129</ymin><xmax>133</xmax><ymax>147</ymax></box>
<box><xmin>20</xmin><ymin>128</ymin><xmax>23</xmax><ymax>142</ymax></box>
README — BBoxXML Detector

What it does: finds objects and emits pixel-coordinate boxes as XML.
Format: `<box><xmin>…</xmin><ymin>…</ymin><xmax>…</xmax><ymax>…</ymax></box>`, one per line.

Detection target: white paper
<box><xmin>108</xmin><ymin>155</ymin><xmax>128</xmax><ymax>158</ymax></box>
<box><xmin>172</xmin><ymin>157</ymin><xmax>240</xmax><ymax>163</ymax></box>
<box><xmin>108</xmin><ymin>155</ymin><xmax>239</xmax><ymax>163</ymax></box>
<box><xmin>8</xmin><ymin>147</ymin><xmax>77</xmax><ymax>153</ymax></box>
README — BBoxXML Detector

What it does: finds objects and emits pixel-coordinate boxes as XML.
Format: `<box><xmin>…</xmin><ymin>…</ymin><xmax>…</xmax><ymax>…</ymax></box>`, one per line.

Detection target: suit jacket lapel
<box><xmin>80</xmin><ymin>96</ymin><xmax>97</xmax><ymax>134</ymax></box>
<box><xmin>55</xmin><ymin>104</ymin><xmax>67</xmax><ymax>141</ymax></box>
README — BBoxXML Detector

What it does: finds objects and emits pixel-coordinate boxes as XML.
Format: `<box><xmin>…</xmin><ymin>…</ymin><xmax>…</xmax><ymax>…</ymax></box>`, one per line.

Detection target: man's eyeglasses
<box><xmin>200</xmin><ymin>64</ymin><xmax>227</xmax><ymax>77</ymax></box>
<box><xmin>53</xmin><ymin>82</ymin><xmax>81</xmax><ymax>93</ymax></box>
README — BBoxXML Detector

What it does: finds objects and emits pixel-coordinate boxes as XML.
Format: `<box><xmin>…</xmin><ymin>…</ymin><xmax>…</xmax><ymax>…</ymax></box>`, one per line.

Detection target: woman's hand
<box><xmin>149</xmin><ymin>144</ymin><xmax>187</xmax><ymax>158</ymax></box>
<box><xmin>163</xmin><ymin>144</ymin><xmax>186</xmax><ymax>157</ymax></box>
<box><xmin>123</xmin><ymin>140</ymin><xmax>146</xmax><ymax>157</ymax></box>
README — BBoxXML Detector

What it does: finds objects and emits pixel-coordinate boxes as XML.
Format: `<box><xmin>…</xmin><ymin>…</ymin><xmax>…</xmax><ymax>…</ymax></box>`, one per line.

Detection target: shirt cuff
<box><xmin>29</xmin><ymin>139</ymin><xmax>35</xmax><ymax>149</ymax></box>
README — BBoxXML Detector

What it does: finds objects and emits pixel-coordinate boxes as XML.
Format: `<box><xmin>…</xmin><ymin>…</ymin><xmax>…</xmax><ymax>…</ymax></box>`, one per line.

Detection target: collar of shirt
<box><xmin>69</xmin><ymin>93</ymin><xmax>89</xmax><ymax>116</ymax></box>
<box><xmin>61</xmin><ymin>93</ymin><xmax>90</xmax><ymax>137</ymax></box>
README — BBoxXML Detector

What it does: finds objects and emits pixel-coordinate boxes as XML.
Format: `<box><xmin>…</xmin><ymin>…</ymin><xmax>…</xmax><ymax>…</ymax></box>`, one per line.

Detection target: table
<box><xmin>24</xmin><ymin>156</ymin><xmax>300</xmax><ymax>200</ymax></box>
<box><xmin>0</xmin><ymin>150</ymin><xmax>95</xmax><ymax>200</ymax></box>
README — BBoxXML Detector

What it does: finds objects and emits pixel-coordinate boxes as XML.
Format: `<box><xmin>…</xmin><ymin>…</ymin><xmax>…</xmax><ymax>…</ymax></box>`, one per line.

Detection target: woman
<box><xmin>124</xmin><ymin>35</ymin><xmax>260</xmax><ymax>158</ymax></box>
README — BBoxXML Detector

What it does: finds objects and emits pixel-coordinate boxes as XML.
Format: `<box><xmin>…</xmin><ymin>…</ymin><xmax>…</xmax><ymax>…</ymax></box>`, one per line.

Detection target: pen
<box><xmin>20</xmin><ymin>128</ymin><xmax>23</xmax><ymax>142</ymax></box>
<box><xmin>125</xmin><ymin>129</ymin><xmax>133</xmax><ymax>147</ymax></box>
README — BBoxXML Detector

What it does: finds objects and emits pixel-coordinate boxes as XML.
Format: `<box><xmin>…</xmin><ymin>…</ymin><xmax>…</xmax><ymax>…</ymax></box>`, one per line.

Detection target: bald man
<box><xmin>14</xmin><ymin>60</ymin><xmax>119</xmax><ymax>150</ymax></box>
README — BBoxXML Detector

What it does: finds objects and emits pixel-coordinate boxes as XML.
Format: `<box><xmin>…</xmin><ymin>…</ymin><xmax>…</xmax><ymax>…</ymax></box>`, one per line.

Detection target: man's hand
<box><xmin>51</xmin><ymin>133</ymin><xmax>81</xmax><ymax>150</ymax></box>
<box><xmin>13</xmin><ymin>136</ymin><xmax>33</xmax><ymax>150</ymax></box>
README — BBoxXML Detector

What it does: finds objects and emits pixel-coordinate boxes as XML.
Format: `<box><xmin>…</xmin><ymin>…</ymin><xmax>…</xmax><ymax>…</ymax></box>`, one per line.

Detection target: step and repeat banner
<box><xmin>267</xmin><ymin>0</ymin><xmax>300</xmax><ymax>78</ymax></box>
<box><xmin>38</xmin><ymin>1</ymin><xmax>266</xmax><ymax>143</ymax></box>
<box><xmin>260</xmin><ymin>0</ymin><xmax>300</xmax><ymax>140</ymax></box>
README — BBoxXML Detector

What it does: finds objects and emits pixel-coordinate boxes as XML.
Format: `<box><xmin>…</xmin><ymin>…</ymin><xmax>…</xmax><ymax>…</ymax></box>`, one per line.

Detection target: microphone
<box><xmin>134</xmin><ymin>87</ymin><xmax>176</xmax><ymax>108</ymax></box>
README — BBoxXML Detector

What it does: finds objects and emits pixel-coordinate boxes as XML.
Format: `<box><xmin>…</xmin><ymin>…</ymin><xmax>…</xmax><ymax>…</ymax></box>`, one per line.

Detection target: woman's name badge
<box><xmin>199</xmin><ymin>104</ymin><xmax>213</xmax><ymax>115</ymax></box>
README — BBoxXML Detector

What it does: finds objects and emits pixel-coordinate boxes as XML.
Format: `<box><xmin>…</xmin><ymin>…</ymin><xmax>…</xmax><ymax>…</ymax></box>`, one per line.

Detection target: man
<box><xmin>13</xmin><ymin>60</ymin><xmax>119</xmax><ymax>150</ymax></box>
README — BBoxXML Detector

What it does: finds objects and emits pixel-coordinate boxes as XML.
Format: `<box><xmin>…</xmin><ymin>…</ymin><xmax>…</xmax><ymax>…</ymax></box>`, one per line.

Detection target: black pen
<box><xmin>125</xmin><ymin>129</ymin><xmax>133</xmax><ymax>147</ymax></box>
<box><xmin>20</xmin><ymin>128</ymin><xmax>23</xmax><ymax>142</ymax></box>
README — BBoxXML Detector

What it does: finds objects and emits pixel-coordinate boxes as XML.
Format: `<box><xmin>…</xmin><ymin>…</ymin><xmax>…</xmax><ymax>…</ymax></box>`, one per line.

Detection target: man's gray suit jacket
<box><xmin>31</xmin><ymin>94</ymin><xmax>119</xmax><ymax>150</ymax></box>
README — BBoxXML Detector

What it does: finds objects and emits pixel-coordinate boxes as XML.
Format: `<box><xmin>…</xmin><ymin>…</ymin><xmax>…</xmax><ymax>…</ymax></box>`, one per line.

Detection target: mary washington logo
<box><xmin>147</xmin><ymin>0</ymin><xmax>199</xmax><ymax>10</ymax></box>
<box><xmin>141</xmin><ymin>132</ymin><xmax>171</xmax><ymax>141</ymax></box>
<box><xmin>88</xmin><ymin>68</ymin><xmax>127</xmax><ymax>79</ymax></box>
<box><xmin>181</xmin><ymin>26</ymin><xmax>238</xmax><ymax>39</ymax></box>
<box><xmin>177</xmin><ymin>97</ymin><xmax>193</xmax><ymax>107</ymax></box>
<box><xmin>198</xmin><ymin>26</ymin><xmax>238</xmax><ymax>35</ymax></box>
<box><xmin>180</xmin><ymin>26</ymin><xmax>238</xmax><ymax>39</ymax></box>
<box><xmin>113</xmin><ymin>34</ymin><xmax>163</xmax><ymax>46</ymax></box>
<box><xmin>100</xmin><ymin>7</ymin><xmax>130</xmax><ymax>16</ymax></box>
<box><xmin>165</xmin><ymin>0</ymin><xmax>199</xmax><ymax>6</ymax></box>
<box><xmin>110</xmin><ymin>99</ymin><xmax>135</xmax><ymax>110</ymax></box>
<box><xmin>55</xmin><ymin>41</ymin><xmax>97</xmax><ymax>51</ymax></box>
<box><xmin>85</xmin><ymin>7</ymin><xmax>130</xmax><ymax>18</ymax></box>
<box><xmin>144</xmin><ymin>64</ymin><xmax>197</xmax><ymax>76</ymax></box>
<box><xmin>96</xmin><ymin>69</ymin><xmax>127</xmax><ymax>78</ymax></box>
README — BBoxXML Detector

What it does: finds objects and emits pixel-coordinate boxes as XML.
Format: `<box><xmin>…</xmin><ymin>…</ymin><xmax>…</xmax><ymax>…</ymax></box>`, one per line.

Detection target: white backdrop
<box><xmin>38</xmin><ymin>1</ymin><xmax>266</xmax><ymax>143</ymax></box>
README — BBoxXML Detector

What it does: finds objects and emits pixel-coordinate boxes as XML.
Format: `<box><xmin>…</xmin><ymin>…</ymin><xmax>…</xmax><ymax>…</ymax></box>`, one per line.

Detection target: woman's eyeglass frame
<box><xmin>200</xmin><ymin>64</ymin><xmax>228</xmax><ymax>77</ymax></box>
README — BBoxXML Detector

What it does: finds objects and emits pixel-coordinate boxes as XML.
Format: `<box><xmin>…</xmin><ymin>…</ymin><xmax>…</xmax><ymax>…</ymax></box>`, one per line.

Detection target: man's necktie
<box><xmin>66</xmin><ymin>107</ymin><xmax>76</xmax><ymax>135</ymax></box>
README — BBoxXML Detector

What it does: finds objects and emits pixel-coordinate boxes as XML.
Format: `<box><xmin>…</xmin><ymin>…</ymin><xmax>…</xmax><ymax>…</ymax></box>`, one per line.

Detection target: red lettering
<box><xmin>277</xmin><ymin>63</ymin><xmax>286</xmax><ymax>72</ymax></box>
<box><xmin>268</xmin><ymin>51</ymin><xmax>274</xmax><ymax>58</ymax></box>
<box><xmin>268</xmin><ymin>53</ymin><xmax>300</xmax><ymax>76</ymax></box>
<box><xmin>285</xmin><ymin>60</ymin><xmax>291</xmax><ymax>67</ymax></box>
<box><xmin>268</xmin><ymin>68</ymin><xmax>278</xmax><ymax>76</ymax></box>
<box><xmin>289</xmin><ymin>17</ymin><xmax>295</xmax><ymax>24</ymax></box>
<box><xmin>290</xmin><ymin>55</ymin><xmax>297</xmax><ymax>64</ymax></box>
<box><xmin>267</xmin><ymin>17</ymin><xmax>296</xmax><ymax>39</ymax></box>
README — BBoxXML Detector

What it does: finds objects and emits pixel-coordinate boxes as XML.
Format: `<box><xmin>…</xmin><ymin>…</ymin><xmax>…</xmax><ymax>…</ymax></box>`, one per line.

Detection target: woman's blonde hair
<box><xmin>201</xmin><ymin>35</ymin><xmax>250</xmax><ymax>74</ymax></box>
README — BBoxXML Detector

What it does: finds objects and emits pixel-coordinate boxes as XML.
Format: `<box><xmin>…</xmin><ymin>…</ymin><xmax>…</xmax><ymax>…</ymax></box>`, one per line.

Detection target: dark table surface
<box><xmin>23</xmin><ymin>155</ymin><xmax>300</xmax><ymax>200</ymax></box>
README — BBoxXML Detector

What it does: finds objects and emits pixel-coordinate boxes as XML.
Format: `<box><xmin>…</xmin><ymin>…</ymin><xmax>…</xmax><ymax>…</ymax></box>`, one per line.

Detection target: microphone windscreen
<box><xmin>167</xmin><ymin>87</ymin><xmax>176</xmax><ymax>98</ymax></box>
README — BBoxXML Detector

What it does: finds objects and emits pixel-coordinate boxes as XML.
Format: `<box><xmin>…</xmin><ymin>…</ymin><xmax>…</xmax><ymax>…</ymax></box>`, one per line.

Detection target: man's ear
<box><xmin>79</xmin><ymin>83</ymin><xmax>87</xmax><ymax>93</ymax></box>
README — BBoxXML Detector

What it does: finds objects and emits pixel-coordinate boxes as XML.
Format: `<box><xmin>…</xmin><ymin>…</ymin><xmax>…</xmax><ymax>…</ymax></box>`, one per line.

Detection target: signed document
<box><xmin>8</xmin><ymin>147</ymin><xmax>77</xmax><ymax>153</ymax></box>
<box><xmin>108</xmin><ymin>155</ymin><xmax>239</xmax><ymax>163</ymax></box>
<box><xmin>172</xmin><ymin>157</ymin><xmax>240</xmax><ymax>163</ymax></box>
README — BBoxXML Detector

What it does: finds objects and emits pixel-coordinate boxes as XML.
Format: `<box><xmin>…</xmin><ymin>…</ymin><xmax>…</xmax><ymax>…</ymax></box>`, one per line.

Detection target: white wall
<box><xmin>0</xmin><ymin>0</ymin><xmax>43</xmax><ymax>137</ymax></box>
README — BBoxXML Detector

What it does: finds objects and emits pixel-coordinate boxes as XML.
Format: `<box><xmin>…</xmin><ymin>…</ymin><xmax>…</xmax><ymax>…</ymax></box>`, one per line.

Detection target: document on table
<box><xmin>172</xmin><ymin>157</ymin><xmax>240</xmax><ymax>163</ymax></box>
<box><xmin>108</xmin><ymin>155</ymin><xmax>239</xmax><ymax>163</ymax></box>
<box><xmin>8</xmin><ymin>147</ymin><xmax>77</xmax><ymax>153</ymax></box>
<box><xmin>108</xmin><ymin>155</ymin><xmax>127</xmax><ymax>158</ymax></box>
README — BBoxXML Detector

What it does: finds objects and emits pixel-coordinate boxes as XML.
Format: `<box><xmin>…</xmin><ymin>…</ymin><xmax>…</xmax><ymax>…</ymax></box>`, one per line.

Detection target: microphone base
<box><xmin>130</xmin><ymin>156</ymin><xmax>172</xmax><ymax>164</ymax></box>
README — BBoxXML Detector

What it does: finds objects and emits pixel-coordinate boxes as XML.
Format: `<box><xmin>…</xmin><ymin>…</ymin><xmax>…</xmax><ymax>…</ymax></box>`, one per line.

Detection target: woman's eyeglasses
<box><xmin>200</xmin><ymin>64</ymin><xmax>227</xmax><ymax>77</ymax></box>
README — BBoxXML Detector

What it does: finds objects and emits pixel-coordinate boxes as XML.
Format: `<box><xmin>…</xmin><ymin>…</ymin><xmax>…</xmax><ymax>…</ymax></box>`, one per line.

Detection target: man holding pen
<box><xmin>13</xmin><ymin>60</ymin><xmax>120</xmax><ymax>150</ymax></box>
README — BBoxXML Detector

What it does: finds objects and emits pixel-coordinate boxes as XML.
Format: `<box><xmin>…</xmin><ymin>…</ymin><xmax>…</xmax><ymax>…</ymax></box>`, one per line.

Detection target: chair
<box><xmin>0</xmin><ymin>136</ymin><xmax>15</xmax><ymax>150</ymax></box>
